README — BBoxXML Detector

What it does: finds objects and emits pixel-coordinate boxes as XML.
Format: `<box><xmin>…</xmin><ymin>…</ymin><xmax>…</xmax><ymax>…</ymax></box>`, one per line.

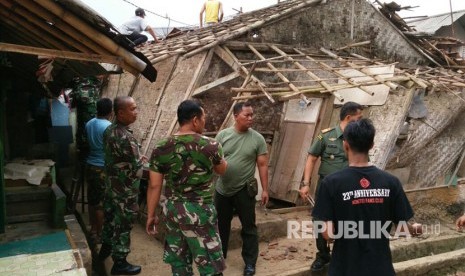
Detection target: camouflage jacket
<box><xmin>149</xmin><ymin>134</ymin><xmax>223</xmax><ymax>204</ymax></box>
<box><xmin>104</xmin><ymin>122</ymin><xmax>142</xmax><ymax>197</ymax></box>
<box><xmin>71</xmin><ymin>77</ymin><xmax>101</xmax><ymax>149</ymax></box>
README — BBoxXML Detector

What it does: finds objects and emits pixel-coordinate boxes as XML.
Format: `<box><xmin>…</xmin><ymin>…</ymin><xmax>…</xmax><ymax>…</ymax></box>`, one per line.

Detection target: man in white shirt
<box><xmin>119</xmin><ymin>8</ymin><xmax>159</xmax><ymax>47</ymax></box>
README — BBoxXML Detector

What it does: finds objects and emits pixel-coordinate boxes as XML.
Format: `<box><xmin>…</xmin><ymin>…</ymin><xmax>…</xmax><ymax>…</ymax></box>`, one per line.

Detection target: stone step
<box><xmin>394</xmin><ymin>248</ymin><xmax>465</xmax><ymax>276</ymax></box>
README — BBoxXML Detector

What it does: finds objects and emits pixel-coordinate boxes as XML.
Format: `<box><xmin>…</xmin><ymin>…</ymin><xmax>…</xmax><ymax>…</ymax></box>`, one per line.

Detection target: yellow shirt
<box><xmin>205</xmin><ymin>0</ymin><xmax>220</xmax><ymax>23</ymax></box>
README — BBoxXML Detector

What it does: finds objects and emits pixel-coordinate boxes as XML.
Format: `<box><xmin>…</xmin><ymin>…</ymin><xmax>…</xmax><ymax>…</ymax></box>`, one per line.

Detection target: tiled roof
<box><xmin>137</xmin><ymin>0</ymin><xmax>324</xmax><ymax>65</ymax></box>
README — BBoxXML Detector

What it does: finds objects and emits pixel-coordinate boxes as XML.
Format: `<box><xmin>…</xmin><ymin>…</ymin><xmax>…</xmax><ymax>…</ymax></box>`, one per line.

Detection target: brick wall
<box><xmin>247</xmin><ymin>0</ymin><xmax>427</xmax><ymax>65</ymax></box>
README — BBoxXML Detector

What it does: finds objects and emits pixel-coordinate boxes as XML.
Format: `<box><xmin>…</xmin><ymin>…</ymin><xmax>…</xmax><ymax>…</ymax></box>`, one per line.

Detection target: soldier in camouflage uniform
<box><xmin>70</xmin><ymin>76</ymin><xmax>101</xmax><ymax>160</ymax></box>
<box><xmin>299</xmin><ymin>101</ymin><xmax>363</xmax><ymax>272</ymax></box>
<box><xmin>99</xmin><ymin>96</ymin><xmax>146</xmax><ymax>275</ymax></box>
<box><xmin>146</xmin><ymin>100</ymin><xmax>228</xmax><ymax>276</ymax></box>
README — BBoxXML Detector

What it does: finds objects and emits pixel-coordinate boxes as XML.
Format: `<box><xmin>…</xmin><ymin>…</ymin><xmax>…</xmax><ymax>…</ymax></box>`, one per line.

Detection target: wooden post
<box><xmin>0</xmin><ymin>82</ymin><xmax>6</xmax><ymax>233</ymax></box>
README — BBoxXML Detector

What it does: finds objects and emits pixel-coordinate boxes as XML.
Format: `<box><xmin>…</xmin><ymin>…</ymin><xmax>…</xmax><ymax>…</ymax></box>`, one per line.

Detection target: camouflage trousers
<box><xmin>101</xmin><ymin>180</ymin><xmax>139</xmax><ymax>260</ymax></box>
<box><xmin>163</xmin><ymin>201</ymin><xmax>225</xmax><ymax>276</ymax></box>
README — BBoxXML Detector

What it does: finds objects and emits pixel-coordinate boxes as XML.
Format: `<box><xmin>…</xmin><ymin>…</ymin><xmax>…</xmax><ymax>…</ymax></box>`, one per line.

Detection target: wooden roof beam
<box><xmin>0</xmin><ymin>43</ymin><xmax>124</xmax><ymax>65</ymax></box>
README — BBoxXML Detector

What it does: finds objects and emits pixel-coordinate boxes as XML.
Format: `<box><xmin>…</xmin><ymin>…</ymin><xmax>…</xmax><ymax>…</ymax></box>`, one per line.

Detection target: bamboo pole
<box><xmin>0</xmin><ymin>43</ymin><xmax>123</xmax><ymax>65</ymax></box>
<box><xmin>247</xmin><ymin>43</ymin><xmax>304</xmax><ymax>102</ymax></box>
<box><xmin>142</xmin><ymin>109</ymin><xmax>162</xmax><ymax>156</ymax></box>
<box><xmin>34</xmin><ymin>0</ymin><xmax>147</xmax><ymax>74</ymax></box>
<box><xmin>15</xmin><ymin>0</ymin><xmax>115</xmax><ymax>56</ymax></box>
<box><xmin>231</xmin><ymin>76</ymin><xmax>413</xmax><ymax>100</ymax></box>
<box><xmin>293</xmin><ymin>48</ymin><xmax>374</xmax><ymax>96</ymax></box>
<box><xmin>128</xmin><ymin>75</ymin><xmax>141</xmax><ymax>97</ymax></box>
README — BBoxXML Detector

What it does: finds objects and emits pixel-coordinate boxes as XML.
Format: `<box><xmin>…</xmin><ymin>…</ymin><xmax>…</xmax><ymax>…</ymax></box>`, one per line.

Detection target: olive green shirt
<box><xmin>308</xmin><ymin>125</ymin><xmax>348</xmax><ymax>177</ymax></box>
<box><xmin>215</xmin><ymin>127</ymin><xmax>267</xmax><ymax>197</ymax></box>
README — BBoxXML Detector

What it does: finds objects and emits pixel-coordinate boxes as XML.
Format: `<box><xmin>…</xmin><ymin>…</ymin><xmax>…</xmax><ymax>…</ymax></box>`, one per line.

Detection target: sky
<box><xmin>80</xmin><ymin>0</ymin><xmax>465</xmax><ymax>29</ymax></box>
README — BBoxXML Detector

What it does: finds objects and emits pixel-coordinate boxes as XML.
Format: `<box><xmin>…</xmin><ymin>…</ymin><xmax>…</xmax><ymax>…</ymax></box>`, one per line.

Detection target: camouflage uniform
<box><xmin>150</xmin><ymin>134</ymin><xmax>225</xmax><ymax>276</ymax></box>
<box><xmin>308</xmin><ymin>125</ymin><xmax>348</xmax><ymax>263</ymax></box>
<box><xmin>70</xmin><ymin>77</ymin><xmax>101</xmax><ymax>159</ymax></box>
<box><xmin>102</xmin><ymin>123</ymin><xmax>142</xmax><ymax>260</ymax></box>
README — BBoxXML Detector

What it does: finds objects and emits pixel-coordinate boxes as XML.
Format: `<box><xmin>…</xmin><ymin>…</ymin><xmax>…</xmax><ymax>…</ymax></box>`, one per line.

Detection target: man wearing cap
<box><xmin>119</xmin><ymin>8</ymin><xmax>159</xmax><ymax>47</ymax></box>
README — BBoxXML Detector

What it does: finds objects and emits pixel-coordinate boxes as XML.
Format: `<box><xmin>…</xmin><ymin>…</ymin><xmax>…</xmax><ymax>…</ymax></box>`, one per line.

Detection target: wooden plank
<box><xmin>269</xmin><ymin>122</ymin><xmax>317</xmax><ymax>203</ymax></box>
<box><xmin>0</xmin><ymin>42</ymin><xmax>123</xmax><ymax>65</ymax></box>
<box><xmin>128</xmin><ymin>74</ymin><xmax>141</xmax><ymax>97</ymax></box>
<box><xmin>192</xmin><ymin>71</ymin><xmax>241</xmax><ymax>97</ymax></box>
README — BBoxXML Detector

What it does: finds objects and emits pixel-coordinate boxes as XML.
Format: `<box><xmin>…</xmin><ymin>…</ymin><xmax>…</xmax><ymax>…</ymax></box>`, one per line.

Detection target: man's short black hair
<box><xmin>233</xmin><ymin>101</ymin><xmax>252</xmax><ymax>116</ymax></box>
<box><xmin>343</xmin><ymin>118</ymin><xmax>375</xmax><ymax>154</ymax></box>
<box><xmin>177</xmin><ymin>100</ymin><xmax>203</xmax><ymax>126</ymax></box>
<box><xmin>135</xmin><ymin>8</ymin><xmax>146</xmax><ymax>16</ymax></box>
<box><xmin>97</xmin><ymin>98</ymin><xmax>112</xmax><ymax>117</ymax></box>
<box><xmin>340</xmin><ymin>101</ymin><xmax>363</xmax><ymax>121</ymax></box>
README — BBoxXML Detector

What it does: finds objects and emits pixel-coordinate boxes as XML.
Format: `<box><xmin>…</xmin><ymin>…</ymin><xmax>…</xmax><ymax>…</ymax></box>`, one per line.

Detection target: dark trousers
<box><xmin>314</xmin><ymin>175</ymin><xmax>330</xmax><ymax>261</ymax></box>
<box><xmin>124</xmin><ymin>32</ymin><xmax>148</xmax><ymax>46</ymax></box>
<box><xmin>215</xmin><ymin>186</ymin><xmax>258</xmax><ymax>265</ymax></box>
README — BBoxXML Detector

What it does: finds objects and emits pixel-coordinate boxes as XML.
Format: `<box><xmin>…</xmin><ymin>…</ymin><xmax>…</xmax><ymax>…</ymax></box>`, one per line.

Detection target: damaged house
<box><xmin>100</xmin><ymin>0</ymin><xmax>465</xmax><ymax>204</ymax></box>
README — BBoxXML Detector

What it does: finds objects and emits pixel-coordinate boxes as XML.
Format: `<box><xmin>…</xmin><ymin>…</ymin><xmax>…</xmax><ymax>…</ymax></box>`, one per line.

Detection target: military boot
<box><xmin>111</xmin><ymin>258</ymin><xmax>141</xmax><ymax>275</ymax></box>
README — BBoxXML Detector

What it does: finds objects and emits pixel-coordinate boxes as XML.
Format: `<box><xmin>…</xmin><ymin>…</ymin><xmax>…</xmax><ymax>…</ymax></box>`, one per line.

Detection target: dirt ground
<box><xmin>86</xmin><ymin>185</ymin><xmax>465</xmax><ymax>276</ymax></box>
<box><xmin>93</xmin><ymin>210</ymin><xmax>319</xmax><ymax>276</ymax></box>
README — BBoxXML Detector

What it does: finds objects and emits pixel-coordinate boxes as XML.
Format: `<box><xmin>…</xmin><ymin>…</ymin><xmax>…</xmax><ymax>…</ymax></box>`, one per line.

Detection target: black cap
<box><xmin>135</xmin><ymin>8</ymin><xmax>145</xmax><ymax>16</ymax></box>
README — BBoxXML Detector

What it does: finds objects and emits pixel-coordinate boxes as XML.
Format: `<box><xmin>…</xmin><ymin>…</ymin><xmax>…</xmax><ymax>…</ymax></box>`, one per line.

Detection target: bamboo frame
<box><xmin>320</xmin><ymin>47</ymin><xmax>399</xmax><ymax>90</ymax></box>
<box><xmin>0</xmin><ymin>0</ymin><xmax>92</xmax><ymax>53</ymax></box>
<box><xmin>247</xmin><ymin>43</ymin><xmax>300</xmax><ymax>102</ymax></box>
<box><xmin>270</xmin><ymin>44</ymin><xmax>345</xmax><ymax>101</ymax></box>
<box><xmin>293</xmin><ymin>48</ymin><xmax>374</xmax><ymax>97</ymax></box>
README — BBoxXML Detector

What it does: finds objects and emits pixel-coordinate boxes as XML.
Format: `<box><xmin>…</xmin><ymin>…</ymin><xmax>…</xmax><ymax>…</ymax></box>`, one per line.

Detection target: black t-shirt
<box><xmin>312</xmin><ymin>166</ymin><xmax>414</xmax><ymax>276</ymax></box>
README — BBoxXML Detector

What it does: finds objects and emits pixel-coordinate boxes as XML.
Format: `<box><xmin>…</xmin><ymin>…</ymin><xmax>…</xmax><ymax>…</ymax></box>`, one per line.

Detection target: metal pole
<box><xmin>450</xmin><ymin>0</ymin><xmax>455</xmax><ymax>37</ymax></box>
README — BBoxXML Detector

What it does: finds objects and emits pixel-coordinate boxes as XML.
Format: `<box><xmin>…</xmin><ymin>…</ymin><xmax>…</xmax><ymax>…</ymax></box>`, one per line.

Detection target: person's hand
<box><xmin>140</xmin><ymin>155</ymin><xmax>148</xmax><ymax>164</ymax></box>
<box><xmin>456</xmin><ymin>215</ymin><xmax>465</xmax><ymax>231</ymax></box>
<box><xmin>146</xmin><ymin>215</ymin><xmax>159</xmax><ymax>236</ymax></box>
<box><xmin>300</xmin><ymin>185</ymin><xmax>310</xmax><ymax>201</ymax></box>
<box><xmin>261</xmin><ymin>190</ymin><xmax>269</xmax><ymax>206</ymax></box>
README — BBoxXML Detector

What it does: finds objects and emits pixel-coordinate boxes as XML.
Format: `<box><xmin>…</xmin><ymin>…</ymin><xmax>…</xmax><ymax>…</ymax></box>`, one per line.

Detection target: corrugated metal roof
<box><xmin>407</xmin><ymin>10</ymin><xmax>465</xmax><ymax>34</ymax></box>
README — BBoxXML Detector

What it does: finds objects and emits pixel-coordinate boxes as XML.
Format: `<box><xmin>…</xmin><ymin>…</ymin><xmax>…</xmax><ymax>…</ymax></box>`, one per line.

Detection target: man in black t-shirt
<box><xmin>312</xmin><ymin>118</ymin><xmax>422</xmax><ymax>276</ymax></box>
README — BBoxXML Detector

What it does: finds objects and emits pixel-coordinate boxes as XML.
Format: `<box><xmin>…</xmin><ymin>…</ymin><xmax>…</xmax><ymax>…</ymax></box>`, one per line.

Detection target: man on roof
<box><xmin>200</xmin><ymin>0</ymin><xmax>224</xmax><ymax>28</ymax></box>
<box><xmin>119</xmin><ymin>8</ymin><xmax>159</xmax><ymax>47</ymax></box>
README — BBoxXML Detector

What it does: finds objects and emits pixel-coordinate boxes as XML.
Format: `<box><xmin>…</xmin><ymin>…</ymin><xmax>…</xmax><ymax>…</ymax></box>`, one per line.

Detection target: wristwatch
<box><xmin>301</xmin><ymin>181</ymin><xmax>310</xmax><ymax>187</ymax></box>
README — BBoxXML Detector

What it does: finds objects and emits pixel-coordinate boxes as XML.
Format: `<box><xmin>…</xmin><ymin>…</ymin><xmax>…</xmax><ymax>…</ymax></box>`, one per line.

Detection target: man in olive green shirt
<box><xmin>300</xmin><ymin>101</ymin><xmax>363</xmax><ymax>272</ymax></box>
<box><xmin>215</xmin><ymin>102</ymin><xmax>269</xmax><ymax>276</ymax></box>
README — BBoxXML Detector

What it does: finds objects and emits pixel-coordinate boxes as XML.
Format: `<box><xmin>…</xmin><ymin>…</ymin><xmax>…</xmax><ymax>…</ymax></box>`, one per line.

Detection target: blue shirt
<box><xmin>86</xmin><ymin>117</ymin><xmax>111</xmax><ymax>167</ymax></box>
